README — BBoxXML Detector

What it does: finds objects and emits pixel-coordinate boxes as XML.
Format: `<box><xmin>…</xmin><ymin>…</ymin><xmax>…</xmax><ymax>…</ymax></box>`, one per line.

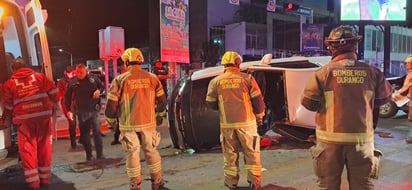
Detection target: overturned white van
<box><xmin>167</xmin><ymin>55</ymin><xmax>332</xmax><ymax>151</ymax></box>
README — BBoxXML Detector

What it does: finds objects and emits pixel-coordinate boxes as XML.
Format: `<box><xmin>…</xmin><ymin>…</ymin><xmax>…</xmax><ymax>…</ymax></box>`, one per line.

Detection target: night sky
<box><xmin>40</xmin><ymin>0</ymin><xmax>149</xmax><ymax>61</ymax></box>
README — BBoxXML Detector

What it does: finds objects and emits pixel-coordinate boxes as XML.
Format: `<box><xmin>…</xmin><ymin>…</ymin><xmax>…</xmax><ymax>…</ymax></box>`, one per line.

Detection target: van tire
<box><xmin>379</xmin><ymin>101</ymin><xmax>398</xmax><ymax>118</ymax></box>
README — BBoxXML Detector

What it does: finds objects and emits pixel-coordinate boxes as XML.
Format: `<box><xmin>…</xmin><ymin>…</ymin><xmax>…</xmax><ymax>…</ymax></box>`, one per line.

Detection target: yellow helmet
<box><xmin>405</xmin><ymin>55</ymin><xmax>412</xmax><ymax>63</ymax></box>
<box><xmin>121</xmin><ymin>48</ymin><xmax>144</xmax><ymax>63</ymax></box>
<box><xmin>221</xmin><ymin>51</ymin><xmax>241</xmax><ymax>66</ymax></box>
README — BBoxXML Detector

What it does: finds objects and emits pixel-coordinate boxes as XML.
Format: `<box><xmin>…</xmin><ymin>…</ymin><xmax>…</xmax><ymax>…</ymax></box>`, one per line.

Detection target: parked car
<box><xmin>167</xmin><ymin>55</ymin><xmax>332</xmax><ymax>151</ymax></box>
<box><xmin>379</xmin><ymin>75</ymin><xmax>408</xmax><ymax>118</ymax></box>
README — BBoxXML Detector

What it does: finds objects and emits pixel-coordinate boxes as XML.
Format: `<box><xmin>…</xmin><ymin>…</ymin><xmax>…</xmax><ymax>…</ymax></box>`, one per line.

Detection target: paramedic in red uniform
<box><xmin>301</xmin><ymin>26</ymin><xmax>392</xmax><ymax>190</ymax></box>
<box><xmin>57</xmin><ymin>66</ymin><xmax>77</xmax><ymax>149</ymax></box>
<box><xmin>3</xmin><ymin>58</ymin><xmax>60</xmax><ymax>189</ymax></box>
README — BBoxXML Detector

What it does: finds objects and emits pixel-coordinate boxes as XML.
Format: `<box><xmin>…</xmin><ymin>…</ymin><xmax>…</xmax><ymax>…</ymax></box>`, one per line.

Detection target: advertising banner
<box><xmin>340</xmin><ymin>0</ymin><xmax>406</xmax><ymax>22</ymax></box>
<box><xmin>301</xmin><ymin>24</ymin><xmax>323</xmax><ymax>51</ymax></box>
<box><xmin>229</xmin><ymin>0</ymin><xmax>240</xmax><ymax>5</ymax></box>
<box><xmin>160</xmin><ymin>0</ymin><xmax>190</xmax><ymax>63</ymax></box>
<box><xmin>267</xmin><ymin>0</ymin><xmax>276</xmax><ymax>12</ymax></box>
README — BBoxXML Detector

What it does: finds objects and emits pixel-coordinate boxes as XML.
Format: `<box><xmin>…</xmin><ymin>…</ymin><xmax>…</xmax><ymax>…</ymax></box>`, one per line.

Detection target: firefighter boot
<box><xmin>248</xmin><ymin>181</ymin><xmax>262</xmax><ymax>190</ymax></box>
<box><xmin>129</xmin><ymin>177</ymin><xmax>141</xmax><ymax>190</ymax></box>
<box><xmin>151</xmin><ymin>172</ymin><xmax>165</xmax><ymax>190</ymax></box>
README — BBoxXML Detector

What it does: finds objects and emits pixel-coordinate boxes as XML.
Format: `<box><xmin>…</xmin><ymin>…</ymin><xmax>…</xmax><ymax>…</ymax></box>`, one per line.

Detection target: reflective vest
<box><xmin>302</xmin><ymin>53</ymin><xmax>392</xmax><ymax>143</ymax></box>
<box><xmin>206</xmin><ymin>67</ymin><xmax>265</xmax><ymax>128</ymax></box>
<box><xmin>105</xmin><ymin>65</ymin><xmax>166</xmax><ymax>131</ymax></box>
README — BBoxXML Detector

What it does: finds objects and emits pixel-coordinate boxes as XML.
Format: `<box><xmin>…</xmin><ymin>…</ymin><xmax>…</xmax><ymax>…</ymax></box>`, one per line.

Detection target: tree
<box><xmin>201</xmin><ymin>40</ymin><xmax>220</xmax><ymax>67</ymax></box>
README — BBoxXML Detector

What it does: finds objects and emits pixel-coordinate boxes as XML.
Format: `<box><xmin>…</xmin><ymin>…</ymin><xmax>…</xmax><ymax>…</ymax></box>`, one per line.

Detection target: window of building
<box><xmin>371</xmin><ymin>30</ymin><xmax>377</xmax><ymax>51</ymax></box>
<box><xmin>376</xmin><ymin>30</ymin><xmax>383</xmax><ymax>51</ymax></box>
<box><xmin>209</xmin><ymin>26</ymin><xmax>225</xmax><ymax>55</ymax></box>
<box><xmin>365</xmin><ymin>29</ymin><xmax>372</xmax><ymax>51</ymax></box>
<box><xmin>246</xmin><ymin>33</ymin><xmax>258</xmax><ymax>49</ymax></box>
<box><xmin>395</xmin><ymin>34</ymin><xmax>400</xmax><ymax>53</ymax></box>
<box><xmin>391</xmin><ymin>33</ymin><xmax>398</xmax><ymax>52</ymax></box>
<box><xmin>402</xmin><ymin>35</ymin><xmax>407</xmax><ymax>53</ymax></box>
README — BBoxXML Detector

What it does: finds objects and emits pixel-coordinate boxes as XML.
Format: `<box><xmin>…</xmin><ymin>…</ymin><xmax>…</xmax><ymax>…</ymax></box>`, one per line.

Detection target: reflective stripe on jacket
<box><xmin>3</xmin><ymin>68</ymin><xmax>59</xmax><ymax>123</ymax></box>
<box><xmin>301</xmin><ymin>53</ymin><xmax>392</xmax><ymax>143</ymax></box>
<box><xmin>206</xmin><ymin>67</ymin><xmax>265</xmax><ymax>128</ymax></box>
<box><xmin>105</xmin><ymin>65</ymin><xmax>166</xmax><ymax>131</ymax></box>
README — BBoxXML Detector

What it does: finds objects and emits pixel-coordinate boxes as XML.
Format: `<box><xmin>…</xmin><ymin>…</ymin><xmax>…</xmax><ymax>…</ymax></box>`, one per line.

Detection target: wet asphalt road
<box><xmin>0</xmin><ymin>111</ymin><xmax>411</xmax><ymax>190</ymax></box>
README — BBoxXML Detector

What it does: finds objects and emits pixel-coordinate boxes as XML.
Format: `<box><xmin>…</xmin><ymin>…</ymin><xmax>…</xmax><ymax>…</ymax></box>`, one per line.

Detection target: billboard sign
<box><xmin>296</xmin><ymin>6</ymin><xmax>312</xmax><ymax>17</ymax></box>
<box><xmin>301</xmin><ymin>24</ymin><xmax>324</xmax><ymax>51</ymax></box>
<box><xmin>340</xmin><ymin>0</ymin><xmax>407</xmax><ymax>23</ymax></box>
<box><xmin>160</xmin><ymin>0</ymin><xmax>190</xmax><ymax>63</ymax></box>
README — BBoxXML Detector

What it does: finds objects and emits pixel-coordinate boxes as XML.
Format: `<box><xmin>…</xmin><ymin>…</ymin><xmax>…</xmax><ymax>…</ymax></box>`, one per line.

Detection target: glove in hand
<box><xmin>106</xmin><ymin>118</ymin><xmax>118</xmax><ymax>131</ymax></box>
<box><xmin>256</xmin><ymin>117</ymin><xmax>263</xmax><ymax>127</ymax></box>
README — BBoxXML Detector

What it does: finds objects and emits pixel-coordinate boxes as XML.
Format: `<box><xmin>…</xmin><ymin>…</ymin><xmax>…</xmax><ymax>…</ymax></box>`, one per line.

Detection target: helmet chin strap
<box><xmin>328</xmin><ymin>45</ymin><xmax>356</xmax><ymax>59</ymax></box>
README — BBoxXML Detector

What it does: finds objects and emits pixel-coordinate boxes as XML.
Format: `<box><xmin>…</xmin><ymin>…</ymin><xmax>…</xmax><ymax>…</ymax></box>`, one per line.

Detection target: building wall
<box><xmin>189</xmin><ymin>0</ymin><xmax>208</xmax><ymax>62</ymax></box>
<box><xmin>225</xmin><ymin>22</ymin><xmax>246</xmax><ymax>55</ymax></box>
<box><xmin>207</xmin><ymin>0</ymin><xmax>250</xmax><ymax>29</ymax></box>
<box><xmin>363</xmin><ymin>25</ymin><xmax>412</xmax><ymax>76</ymax></box>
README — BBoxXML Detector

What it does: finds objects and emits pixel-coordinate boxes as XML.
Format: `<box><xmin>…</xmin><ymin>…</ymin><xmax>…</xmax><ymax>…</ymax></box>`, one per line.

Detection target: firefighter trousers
<box><xmin>17</xmin><ymin>117</ymin><xmax>53</xmax><ymax>189</ymax></box>
<box><xmin>220</xmin><ymin>126</ymin><xmax>262</xmax><ymax>187</ymax></box>
<box><xmin>119</xmin><ymin>127</ymin><xmax>162</xmax><ymax>184</ymax></box>
<box><xmin>310</xmin><ymin>141</ymin><xmax>381</xmax><ymax>190</ymax></box>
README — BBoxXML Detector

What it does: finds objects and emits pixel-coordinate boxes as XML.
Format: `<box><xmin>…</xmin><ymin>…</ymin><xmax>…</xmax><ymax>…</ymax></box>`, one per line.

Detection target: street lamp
<box><xmin>59</xmin><ymin>48</ymin><xmax>73</xmax><ymax>67</ymax></box>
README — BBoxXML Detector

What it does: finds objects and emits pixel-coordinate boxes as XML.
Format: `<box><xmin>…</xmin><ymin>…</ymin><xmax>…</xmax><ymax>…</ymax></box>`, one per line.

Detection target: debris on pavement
<box><xmin>378</xmin><ymin>132</ymin><xmax>394</xmax><ymax>138</ymax></box>
<box><xmin>261</xmin><ymin>130</ymin><xmax>283</xmax><ymax>147</ymax></box>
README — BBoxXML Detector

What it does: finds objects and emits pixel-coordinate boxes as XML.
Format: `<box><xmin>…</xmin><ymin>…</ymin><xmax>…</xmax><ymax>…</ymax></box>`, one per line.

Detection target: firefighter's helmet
<box><xmin>324</xmin><ymin>26</ymin><xmax>362</xmax><ymax>57</ymax></box>
<box><xmin>221</xmin><ymin>51</ymin><xmax>242</xmax><ymax>66</ymax></box>
<box><xmin>324</xmin><ymin>26</ymin><xmax>362</xmax><ymax>46</ymax></box>
<box><xmin>405</xmin><ymin>55</ymin><xmax>412</xmax><ymax>63</ymax></box>
<box><xmin>121</xmin><ymin>48</ymin><xmax>144</xmax><ymax>64</ymax></box>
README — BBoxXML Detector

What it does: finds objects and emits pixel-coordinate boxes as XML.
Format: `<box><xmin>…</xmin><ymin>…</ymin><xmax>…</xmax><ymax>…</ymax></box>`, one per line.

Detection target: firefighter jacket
<box><xmin>301</xmin><ymin>52</ymin><xmax>392</xmax><ymax>144</ymax></box>
<box><xmin>104</xmin><ymin>65</ymin><xmax>166</xmax><ymax>132</ymax></box>
<box><xmin>206</xmin><ymin>67</ymin><xmax>265</xmax><ymax>128</ymax></box>
<box><xmin>3</xmin><ymin>68</ymin><xmax>59</xmax><ymax>124</ymax></box>
<box><xmin>65</xmin><ymin>74</ymin><xmax>103</xmax><ymax>114</ymax></box>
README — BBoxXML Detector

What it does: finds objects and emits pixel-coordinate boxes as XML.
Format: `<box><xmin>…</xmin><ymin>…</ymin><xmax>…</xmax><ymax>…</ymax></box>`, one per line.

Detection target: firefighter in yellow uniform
<box><xmin>206</xmin><ymin>51</ymin><xmax>265</xmax><ymax>190</ymax></box>
<box><xmin>104</xmin><ymin>48</ymin><xmax>167</xmax><ymax>190</ymax></box>
<box><xmin>301</xmin><ymin>26</ymin><xmax>392</xmax><ymax>189</ymax></box>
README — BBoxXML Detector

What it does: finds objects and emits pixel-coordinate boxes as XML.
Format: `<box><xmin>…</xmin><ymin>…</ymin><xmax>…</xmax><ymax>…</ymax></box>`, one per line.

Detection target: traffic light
<box><xmin>283</xmin><ymin>3</ymin><xmax>299</xmax><ymax>11</ymax></box>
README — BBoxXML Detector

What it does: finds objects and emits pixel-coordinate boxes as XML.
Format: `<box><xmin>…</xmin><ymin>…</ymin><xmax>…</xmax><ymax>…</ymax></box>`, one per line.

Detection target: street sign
<box><xmin>295</xmin><ymin>6</ymin><xmax>312</xmax><ymax>17</ymax></box>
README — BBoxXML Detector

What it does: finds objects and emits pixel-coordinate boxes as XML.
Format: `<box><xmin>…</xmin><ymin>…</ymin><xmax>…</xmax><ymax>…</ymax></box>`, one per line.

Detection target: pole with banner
<box><xmin>229</xmin><ymin>0</ymin><xmax>239</xmax><ymax>5</ymax></box>
<box><xmin>267</xmin><ymin>0</ymin><xmax>276</xmax><ymax>12</ymax></box>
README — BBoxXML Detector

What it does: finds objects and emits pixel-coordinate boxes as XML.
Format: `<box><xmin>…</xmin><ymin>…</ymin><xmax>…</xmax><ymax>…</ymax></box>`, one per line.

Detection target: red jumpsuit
<box><xmin>3</xmin><ymin>67</ymin><xmax>59</xmax><ymax>189</ymax></box>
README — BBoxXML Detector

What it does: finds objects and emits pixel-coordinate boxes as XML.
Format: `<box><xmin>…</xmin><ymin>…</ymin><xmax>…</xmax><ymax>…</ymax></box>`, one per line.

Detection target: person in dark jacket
<box><xmin>65</xmin><ymin>63</ymin><xmax>104</xmax><ymax>161</ymax></box>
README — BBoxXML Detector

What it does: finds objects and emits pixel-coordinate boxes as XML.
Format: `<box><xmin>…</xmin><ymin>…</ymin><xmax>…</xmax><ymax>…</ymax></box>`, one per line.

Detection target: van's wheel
<box><xmin>379</xmin><ymin>101</ymin><xmax>398</xmax><ymax>118</ymax></box>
